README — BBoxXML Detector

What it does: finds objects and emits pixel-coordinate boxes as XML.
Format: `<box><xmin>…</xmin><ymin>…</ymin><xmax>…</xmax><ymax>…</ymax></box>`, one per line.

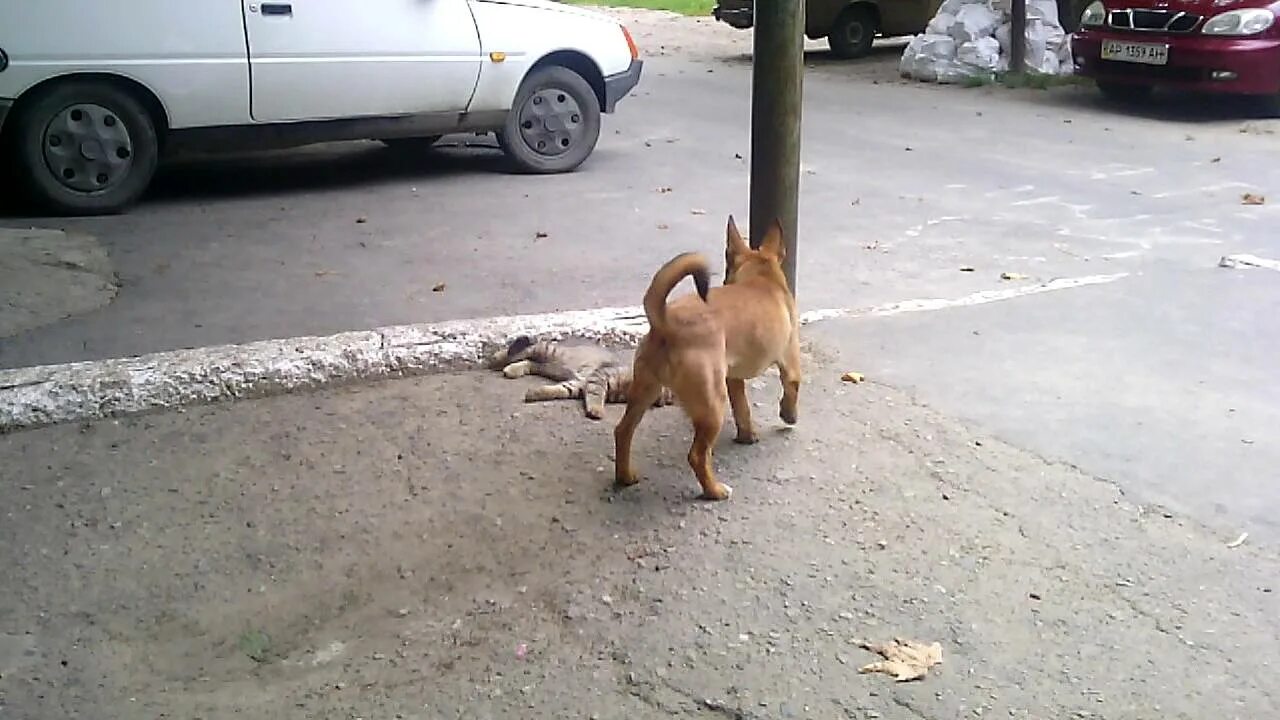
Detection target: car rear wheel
<box><xmin>828</xmin><ymin>5</ymin><xmax>878</xmax><ymax>59</ymax></box>
<box><xmin>9</xmin><ymin>81</ymin><xmax>160</xmax><ymax>215</ymax></box>
<box><xmin>497</xmin><ymin>65</ymin><xmax>601</xmax><ymax>174</ymax></box>
<box><xmin>1096</xmin><ymin>80</ymin><xmax>1154</xmax><ymax>104</ymax></box>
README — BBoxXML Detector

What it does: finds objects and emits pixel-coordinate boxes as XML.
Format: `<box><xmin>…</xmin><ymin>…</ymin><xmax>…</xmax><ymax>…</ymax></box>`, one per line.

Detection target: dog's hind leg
<box><xmin>613</xmin><ymin>373</ymin><xmax>663</xmax><ymax>488</ymax></box>
<box><xmin>777</xmin><ymin>338</ymin><xmax>802</xmax><ymax>425</ymax></box>
<box><xmin>688</xmin><ymin>400</ymin><xmax>731</xmax><ymax>500</ymax></box>
<box><xmin>727</xmin><ymin>378</ymin><xmax>758</xmax><ymax>444</ymax></box>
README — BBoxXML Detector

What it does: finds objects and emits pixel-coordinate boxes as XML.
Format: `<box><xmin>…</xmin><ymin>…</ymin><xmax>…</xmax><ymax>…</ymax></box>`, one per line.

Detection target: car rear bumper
<box><xmin>713</xmin><ymin>2</ymin><xmax>754</xmax><ymax>29</ymax></box>
<box><xmin>603</xmin><ymin>59</ymin><xmax>643</xmax><ymax>113</ymax></box>
<box><xmin>1073</xmin><ymin>30</ymin><xmax>1280</xmax><ymax>95</ymax></box>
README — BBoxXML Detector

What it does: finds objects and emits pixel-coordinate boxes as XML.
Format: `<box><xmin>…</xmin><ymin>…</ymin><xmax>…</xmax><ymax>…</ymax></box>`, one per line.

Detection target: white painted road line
<box><xmin>798</xmin><ymin>273</ymin><xmax>1129</xmax><ymax>323</ymax></box>
<box><xmin>0</xmin><ymin>273</ymin><xmax>1131</xmax><ymax>433</ymax></box>
<box><xmin>1219</xmin><ymin>254</ymin><xmax>1280</xmax><ymax>272</ymax></box>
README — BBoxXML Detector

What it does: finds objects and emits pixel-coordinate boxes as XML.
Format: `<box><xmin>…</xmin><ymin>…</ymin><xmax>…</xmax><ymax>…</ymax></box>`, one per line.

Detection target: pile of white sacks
<box><xmin>900</xmin><ymin>0</ymin><xmax>1074</xmax><ymax>83</ymax></box>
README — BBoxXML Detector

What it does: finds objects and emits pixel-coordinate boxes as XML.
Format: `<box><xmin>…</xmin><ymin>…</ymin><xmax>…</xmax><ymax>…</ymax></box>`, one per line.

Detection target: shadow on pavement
<box><xmin>0</xmin><ymin>136</ymin><xmax>515</xmax><ymax>218</ymax></box>
<box><xmin>718</xmin><ymin>41</ymin><xmax>907</xmax><ymax>69</ymax></box>
<box><xmin>1034</xmin><ymin>85</ymin><xmax>1280</xmax><ymax>124</ymax></box>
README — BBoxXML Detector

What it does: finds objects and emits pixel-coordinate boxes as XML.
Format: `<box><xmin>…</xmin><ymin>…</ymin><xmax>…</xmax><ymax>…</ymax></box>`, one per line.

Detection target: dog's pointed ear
<box><xmin>761</xmin><ymin>219</ymin><xmax>786</xmax><ymax>261</ymax></box>
<box><xmin>726</xmin><ymin>214</ymin><xmax>749</xmax><ymax>258</ymax></box>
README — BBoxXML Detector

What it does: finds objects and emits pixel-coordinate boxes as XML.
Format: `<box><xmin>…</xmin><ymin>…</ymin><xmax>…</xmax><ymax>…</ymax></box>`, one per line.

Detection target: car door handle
<box><xmin>260</xmin><ymin>3</ymin><xmax>293</xmax><ymax>16</ymax></box>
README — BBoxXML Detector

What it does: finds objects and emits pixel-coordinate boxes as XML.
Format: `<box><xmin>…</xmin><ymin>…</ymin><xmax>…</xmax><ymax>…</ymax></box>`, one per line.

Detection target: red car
<box><xmin>1072</xmin><ymin>0</ymin><xmax>1280</xmax><ymax>106</ymax></box>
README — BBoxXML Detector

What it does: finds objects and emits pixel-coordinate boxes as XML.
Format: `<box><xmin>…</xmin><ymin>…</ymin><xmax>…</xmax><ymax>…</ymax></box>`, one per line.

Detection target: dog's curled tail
<box><xmin>643</xmin><ymin>252</ymin><xmax>710</xmax><ymax>336</ymax></box>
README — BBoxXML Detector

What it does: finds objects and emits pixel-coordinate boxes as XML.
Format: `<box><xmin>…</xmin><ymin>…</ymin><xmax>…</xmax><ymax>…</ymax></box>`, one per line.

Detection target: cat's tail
<box><xmin>642</xmin><ymin>252</ymin><xmax>710</xmax><ymax>337</ymax></box>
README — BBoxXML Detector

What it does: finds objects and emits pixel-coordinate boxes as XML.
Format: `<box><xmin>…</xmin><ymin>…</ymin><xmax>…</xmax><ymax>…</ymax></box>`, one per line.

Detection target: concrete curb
<box><xmin>0</xmin><ymin>272</ymin><xmax>1127</xmax><ymax>433</ymax></box>
<box><xmin>0</xmin><ymin>307</ymin><xmax>651</xmax><ymax>434</ymax></box>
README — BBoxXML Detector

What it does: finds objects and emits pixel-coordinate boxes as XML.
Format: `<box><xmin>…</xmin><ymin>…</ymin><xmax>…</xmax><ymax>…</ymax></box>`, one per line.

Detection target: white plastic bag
<box><xmin>899</xmin><ymin>34</ymin><xmax>926</xmax><ymax>76</ymax></box>
<box><xmin>957</xmin><ymin>37</ymin><xmax>1001</xmax><ymax>73</ymax></box>
<box><xmin>938</xmin><ymin>0</ymin><xmax>987</xmax><ymax>16</ymax></box>
<box><xmin>994</xmin><ymin>17</ymin><xmax>1071</xmax><ymax>74</ymax></box>
<box><xmin>950</xmin><ymin>3</ymin><xmax>1002</xmax><ymax>44</ymax></box>
<box><xmin>934</xmin><ymin>60</ymin><xmax>972</xmax><ymax>84</ymax></box>
<box><xmin>1056</xmin><ymin>33</ymin><xmax>1074</xmax><ymax>75</ymax></box>
<box><xmin>1028</xmin><ymin>0</ymin><xmax>1060</xmax><ymax>22</ymax></box>
<box><xmin>919</xmin><ymin>33</ymin><xmax>958</xmax><ymax>61</ymax></box>
<box><xmin>926</xmin><ymin>11</ymin><xmax>956</xmax><ymax>35</ymax></box>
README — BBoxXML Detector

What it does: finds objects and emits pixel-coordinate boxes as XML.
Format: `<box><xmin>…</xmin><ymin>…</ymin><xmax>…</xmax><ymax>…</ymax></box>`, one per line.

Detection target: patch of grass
<box><xmin>562</xmin><ymin>0</ymin><xmax>715</xmax><ymax>16</ymax></box>
<box><xmin>962</xmin><ymin>73</ymin><xmax>997</xmax><ymax>88</ymax></box>
<box><xmin>955</xmin><ymin>71</ymin><xmax>1088</xmax><ymax>90</ymax></box>
<box><xmin>996</xmin><ymin>71</ymin><xmax>1089</xmax><ymax>90</ymax></box>
<box><xmin>238</xmin><ymin>629</ymin><xmax>273</xmax><ymax>663</ymax></box>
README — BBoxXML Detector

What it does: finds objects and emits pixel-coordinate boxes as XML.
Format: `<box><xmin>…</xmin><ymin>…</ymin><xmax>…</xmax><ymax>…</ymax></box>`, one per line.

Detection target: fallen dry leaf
<box><xmin>432</xmin><ymin>283</ymin><xmax>447</xmax><ymax>292</ymax></box>
<box><xmin>1000</xmin><ymin>272</ymin><xmax>1029</xmax><ymax>281</ymax></box>
<box><xmin>857</xmin><ymin>638</ymin><xmax>943</xmax><ymax>682</ymax></box>
<box><xmin>1242</xmin><ymin>193</ymin><xmax>1266</xmax><ymax>205</ymax></box>
<box><xmin>841</xmin><ymin>371</ymin><xmax>866</xmax><ymax>383</ymax></box>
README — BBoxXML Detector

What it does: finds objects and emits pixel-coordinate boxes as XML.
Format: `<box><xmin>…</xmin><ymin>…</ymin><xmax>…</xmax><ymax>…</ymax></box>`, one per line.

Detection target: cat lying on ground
<box><xmin>487</xmin><ymin>335</ymin><xmax>675</xmax><ymax>420</ymax></box>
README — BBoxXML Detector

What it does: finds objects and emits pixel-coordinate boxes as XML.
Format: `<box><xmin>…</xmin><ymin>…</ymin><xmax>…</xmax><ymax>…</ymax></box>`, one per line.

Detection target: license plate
<box><xmin>1101</xmin><ymin>40</ymin><xmax>1169</xmax><ymax>66</ymax></box>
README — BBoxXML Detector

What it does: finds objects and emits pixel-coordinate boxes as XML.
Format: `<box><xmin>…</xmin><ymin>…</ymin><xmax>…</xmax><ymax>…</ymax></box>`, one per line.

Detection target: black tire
<box><xmin>1097</xmin><ymin>80</ymin><xmax>1154</xmax><ymax>104</ymax></box>
<box><xmin>828</xmin><ymin>5</ymin><xmax>878</xmax><ymax>60</ymax></box>
<box><xmin>379</xmin><ymin>135</ymin><xmax>442</xmax><ymax>150</ymax></box>
<box><xmin>9</xmin><ymin>80</ymin><xmax>160</xmax><ymax>215</ymax></box>
<box><xmin>497</xmin><ymin>65</ymin><xmax>601</xmax><ymax>174</ymax></box>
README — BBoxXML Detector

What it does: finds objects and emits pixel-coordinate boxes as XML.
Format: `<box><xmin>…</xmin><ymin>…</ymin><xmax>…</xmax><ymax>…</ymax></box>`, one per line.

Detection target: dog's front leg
<box><xmin>727</xmin><ymin>378</ymin><xmax>758</xmax><ymax>444</ymax></box>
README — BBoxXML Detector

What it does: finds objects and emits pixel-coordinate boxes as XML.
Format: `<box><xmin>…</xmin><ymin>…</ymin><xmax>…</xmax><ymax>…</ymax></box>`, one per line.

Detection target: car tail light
<box><xmin>621</xmin><ymin>25</ymin><xmax>639</xmax><ymax>60</ymax></box>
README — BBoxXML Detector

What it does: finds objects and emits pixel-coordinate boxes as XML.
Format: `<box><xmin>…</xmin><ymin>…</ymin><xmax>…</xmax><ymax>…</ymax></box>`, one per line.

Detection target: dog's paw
<box><xmin>780</xmin><ymin>404</ymin><xmax>798</xmax><ymax>425</ymax></box>
<box><xmin>701</xmin><ymin>482</ymin><xmax>733</xmax><ymax>501</ymax></box>
<box><xmin>734</xmin><ymin>431</ymin><xmax>759</xmax><ymax>445</ymax></box>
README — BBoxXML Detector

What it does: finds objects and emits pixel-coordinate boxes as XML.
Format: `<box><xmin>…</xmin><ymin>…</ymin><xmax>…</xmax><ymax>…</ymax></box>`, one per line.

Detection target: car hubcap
<box><xmin>42</xmin><ymin>103</ymin><xmax>134</xmax><ymax>193</ymax></box>
<box><xmin>517</xmin><ymin>87</ymin><xmax>585</xmax><ymax>157</ymax></box>
<box><xmin>845</xmin><ymin>23</ymin><xmax>864</xmax><ymax>46</ymax></box>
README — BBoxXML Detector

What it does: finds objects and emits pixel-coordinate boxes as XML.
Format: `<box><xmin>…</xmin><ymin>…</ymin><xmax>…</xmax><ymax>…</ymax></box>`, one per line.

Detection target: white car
<box><xmin>0</xmin><ymin>0</ymin><xmax>643</xmax><ymax>215</ymax></box>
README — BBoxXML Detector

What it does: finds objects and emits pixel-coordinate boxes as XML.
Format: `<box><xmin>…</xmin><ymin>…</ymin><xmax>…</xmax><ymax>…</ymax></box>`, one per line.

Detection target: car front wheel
<box><xmin>9</xmin><ymin>81</ymin><xmax>160</xmax><ymax>215</ymax></box>
<box><xmin>497</xmin><ymin>65</ymin><xmax>601</xmax><ymax>174</ymax></box>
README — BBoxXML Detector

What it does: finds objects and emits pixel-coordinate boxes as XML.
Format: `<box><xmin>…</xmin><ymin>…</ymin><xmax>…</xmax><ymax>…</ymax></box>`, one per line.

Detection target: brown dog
<box><xmin>613</xmin><ymin>215</ymin><xmax>801</xmax><ymax>500</ymax></box>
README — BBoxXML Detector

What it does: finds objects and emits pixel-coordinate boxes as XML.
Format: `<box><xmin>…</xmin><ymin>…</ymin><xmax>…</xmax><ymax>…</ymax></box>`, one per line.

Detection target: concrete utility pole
<box><xmin>748</xmin><ymin>0</ymin><xmax>804</xmax><ymax>296</ymax></box>
<box><xmin>1009</xmin><ymin>0</ymin><xmax>1027</xmax><ymax>76</ymax></box>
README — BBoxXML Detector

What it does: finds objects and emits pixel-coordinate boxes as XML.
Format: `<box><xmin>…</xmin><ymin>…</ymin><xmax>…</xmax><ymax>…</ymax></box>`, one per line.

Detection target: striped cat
<box><xmin>487</xmin><ymin>335</ymin><xmax>676</xmax><ymax>420</ymax></box>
